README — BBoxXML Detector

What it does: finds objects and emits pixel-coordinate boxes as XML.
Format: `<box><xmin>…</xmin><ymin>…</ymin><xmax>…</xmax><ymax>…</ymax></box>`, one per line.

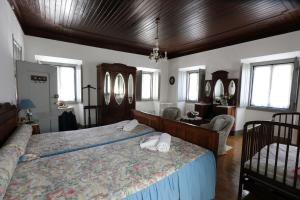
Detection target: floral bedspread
<box><xmin>25</xmin><ymin>121</ymin><xmax>154</xmax><ymax>156</ymax></box>
<box><xmin>4</xmin><ymin>133</ymin><xmax>208</xmax><ymax>200</ymax></box>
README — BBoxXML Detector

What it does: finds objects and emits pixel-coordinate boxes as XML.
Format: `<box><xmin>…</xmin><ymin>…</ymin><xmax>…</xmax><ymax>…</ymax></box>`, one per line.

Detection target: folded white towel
<box><xmin>140</xmin><ymin>135</ymin><xmax>160</xmax><ymax>150</ymax></box>
<box><xmin>157</xmin><ymin>133</ymin><xmax>171</xmax><ymax>152</ymax></box>
<box><xmin>123</xmin><ymin>119</ymin><xmax>139</xmax><ymax>132</ymax></box>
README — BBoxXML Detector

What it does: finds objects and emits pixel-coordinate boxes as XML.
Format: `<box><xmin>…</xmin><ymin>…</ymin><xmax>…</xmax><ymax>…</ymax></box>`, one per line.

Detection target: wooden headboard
<box><xmin>131</xmin><ymin>110</ymin><xmax>161</xmax><ymax>130</ymax></box>
<box><xmin>132</xmin><ymin>110</ymin><xmax>219</xmax><ymax>158</ymax></box>
<box><xmin>0</xmin><ymin>103</ymin><xmax>17</xmax><ymax>146</ymax></box>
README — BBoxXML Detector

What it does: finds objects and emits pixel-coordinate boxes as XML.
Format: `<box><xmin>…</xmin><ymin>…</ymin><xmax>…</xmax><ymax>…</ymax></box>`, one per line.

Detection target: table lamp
<box><xmin>19</xmin><ymin>99</ymin><xmax>35</xmax><ymax>123</ymax></box>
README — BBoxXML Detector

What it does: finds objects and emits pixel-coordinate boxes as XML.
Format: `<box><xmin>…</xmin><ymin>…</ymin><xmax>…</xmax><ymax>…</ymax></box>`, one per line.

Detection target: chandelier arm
<box><xmin>149</xmin><ymin>17</ymin><xmax>167</xmax><ymax>62</ymax></box>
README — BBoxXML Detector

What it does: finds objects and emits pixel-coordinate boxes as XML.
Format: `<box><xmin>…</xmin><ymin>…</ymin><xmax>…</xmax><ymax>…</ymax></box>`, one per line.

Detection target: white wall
<box><xmin>24</xmin><ymin>36</ymin><xmax>168</xmax><ymax>124</ymax></box>
<box><xmin>168</xmin><ymin>30</ymin><xmax>300</xmax><ymax>130</ymax></box>
<box><xmin>0</xmin><ymin>0</ymin><xmax>24</xmax><ymax>104</ymax></box>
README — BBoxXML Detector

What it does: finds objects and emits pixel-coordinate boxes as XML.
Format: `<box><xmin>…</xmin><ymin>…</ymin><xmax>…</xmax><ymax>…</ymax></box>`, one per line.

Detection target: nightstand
<box><xmin>31</xmin><ymin>123</ymin><xmax>40</xmax><ymax>135</ymax></box>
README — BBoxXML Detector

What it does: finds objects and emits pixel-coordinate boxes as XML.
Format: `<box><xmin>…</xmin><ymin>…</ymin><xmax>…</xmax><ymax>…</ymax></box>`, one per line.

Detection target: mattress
<box><xmin>245</xmin><ymin>143</ymin><xmax>300</xmax><ymax>189</ymax></box>
<box><xmin>24</xmin><ymin>120</ymin><xmax>154</xmax><ymax>157</ymax></box>
<box><xmin>4</xmin><ymin>133</ymin><xmax>216</xmax><ymax>200</ymax></box>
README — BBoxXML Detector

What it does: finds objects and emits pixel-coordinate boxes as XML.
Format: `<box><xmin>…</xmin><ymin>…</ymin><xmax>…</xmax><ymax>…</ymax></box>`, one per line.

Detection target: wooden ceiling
<box><xmin>9</xmin><ymin>0</ymin><xmax>300</xmax><ymax>58</ymax></box>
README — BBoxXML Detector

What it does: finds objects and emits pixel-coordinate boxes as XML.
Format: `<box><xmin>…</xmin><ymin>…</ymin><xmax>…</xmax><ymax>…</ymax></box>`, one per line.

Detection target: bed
<box><xmin>238</xmin><ymin>116</ymin><xmax>300</xmax><ymax>200</ymax></box>
<box><xmin>0</xmin><ymin>103</ymin><xmax>219</xmax><ymax>200</ymax></box>
<box><xmin>24</xmin><ymin>120</ymin><xmax>154</xmax><ymax>158</ymax></box>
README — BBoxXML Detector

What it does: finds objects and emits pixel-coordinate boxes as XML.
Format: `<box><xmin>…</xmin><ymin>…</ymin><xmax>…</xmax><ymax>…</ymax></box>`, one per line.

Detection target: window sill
<box><xmin>185</xmin><ymin>100</ymin><xmax>198</xmax><ymax>103</ymax></box>
<box><xmin>246</xmin><ymin>106</ymin><xmax>293</xmax><ymax>113</ymax></box>
<box><xmin>61</xmin><ymin>101</ymin><xmax>82</xmax><ymax>105</ymax></box>
<box><xmin>138</xmin><ymin>99</ymin><xmax>154</xmax><ymax>102</ymax></box>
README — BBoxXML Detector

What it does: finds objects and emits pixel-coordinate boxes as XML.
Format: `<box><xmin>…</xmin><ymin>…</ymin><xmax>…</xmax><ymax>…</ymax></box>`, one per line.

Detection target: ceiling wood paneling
<box><xmin>8</xmin><ymin>0</ymin><xmax>300</xmax><ymax>58</ymax></box>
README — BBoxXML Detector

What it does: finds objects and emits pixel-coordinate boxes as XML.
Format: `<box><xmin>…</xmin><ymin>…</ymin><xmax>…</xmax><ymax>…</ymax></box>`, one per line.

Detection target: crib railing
<box><xmin>238</xmin><ymin>121</ymin><xmax>300</xmax><ymax>199</ymax></box>
<box><xmin>272</xmin><ymin>112</ymin><xmax>300</xmax><ymax>126</ymax></box>
<box><xmin>273</xmin><ymin>112</ymin><xmax>300</xmax><ymax>145</ymax></box>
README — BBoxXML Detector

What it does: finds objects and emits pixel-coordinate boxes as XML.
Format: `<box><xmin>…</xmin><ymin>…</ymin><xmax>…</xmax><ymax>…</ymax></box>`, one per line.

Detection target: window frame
<box><xmin>247</xmin><ymin>58</ymin><xmax>299</xmax><ymax>112</ymax></box>
<box><xmin>141</xmin><ymin>71</ymin><xmax>153</xmax><ymax>101</ymax></box>
<box><xmin>12</xmin><ymin>35</ymin><xmax>23</xmax><ymax>101</ymax></box>
<box><xmin>186</xmin><ymin>70</ymin><xmax>200</xmax><ymax>102</ymax></box>
<box><xmin>57</xmin><ymin>65</ymin><xmax>78</xmax><ymax>103</ymax></box>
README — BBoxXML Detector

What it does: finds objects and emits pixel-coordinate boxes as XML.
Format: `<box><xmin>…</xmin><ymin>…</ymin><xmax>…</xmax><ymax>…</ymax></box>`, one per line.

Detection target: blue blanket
<box><xmin>125</xmin><ymin>151</ymin><xmax>216</xmax><ymax>200</ymax></box>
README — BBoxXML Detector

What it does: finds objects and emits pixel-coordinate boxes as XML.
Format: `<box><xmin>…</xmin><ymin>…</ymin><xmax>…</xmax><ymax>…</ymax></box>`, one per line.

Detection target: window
<box><xmin>57</xmin><ymin>66</ymin><xmax>76</xmax><ymax>102</ymax></box>
<box><xmin>13</xmin><ymin>38</ymin><xmax>22</xmax><ymax>62</ymax></box>
<box><xmin>136</xmin><ymin>69</ymin><xmax>160</xmax><ymax>101</ymax></box>
<box><xmin>186</xmin><ymin>71</ymin><xmax>199</xmax><ymax>101</ymax></box>
<box><xmin>141</xmin><ymin>72</ymin><xmax>153</xmax><ymax>100</ymax></box>
<box><xmin>249</xmin><ymin>58</ymin><xmax>299</xmax><ymax>111</ymax></box>
<box><xmin>12</xmin><ymin>36</ymin><xmax>22</xmax><ymax>100</ymax></box>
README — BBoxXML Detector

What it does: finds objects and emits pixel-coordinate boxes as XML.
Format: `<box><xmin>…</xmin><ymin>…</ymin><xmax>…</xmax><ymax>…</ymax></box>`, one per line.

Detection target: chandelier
<box><xmin>149</xmin><ymin>18</ymin><xmax>167</xmax><ymax>62</ymax></box>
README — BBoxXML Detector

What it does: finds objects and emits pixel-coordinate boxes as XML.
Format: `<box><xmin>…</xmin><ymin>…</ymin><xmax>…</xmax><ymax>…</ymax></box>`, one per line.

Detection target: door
<box><xmin>17</xmin><ymin>61</ymin><xmax>59</xmax><ymax>133</ymax></box>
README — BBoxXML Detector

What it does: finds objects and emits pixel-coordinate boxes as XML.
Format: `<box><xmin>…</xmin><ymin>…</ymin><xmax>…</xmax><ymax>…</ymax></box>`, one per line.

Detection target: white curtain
<box><xmin>239</xmin><ymin>63</ymin><xmax>251</xmax><ymax>107</ymax></box>
<box><xmin>152</xmin><ymin>71</ymin><xmax>160</xmax><ymax>100</ymax></box>
<box><xmin>178</xmin><ymin>70</ymin><xmax>187</xmax><ymax>101</ymax></box>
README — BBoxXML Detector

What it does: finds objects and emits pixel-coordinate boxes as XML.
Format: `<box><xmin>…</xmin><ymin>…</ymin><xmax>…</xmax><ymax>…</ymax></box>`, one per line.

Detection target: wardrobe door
<box><xmin>97</xmin><ymin>63</ymin><xmax>136</xmax><ymax>125</ymax></box>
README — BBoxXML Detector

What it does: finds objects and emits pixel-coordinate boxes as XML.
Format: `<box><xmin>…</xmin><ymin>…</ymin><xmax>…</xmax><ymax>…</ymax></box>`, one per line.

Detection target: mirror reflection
<box><xmin>114</xmin><ymin>73</ymin><xmax>125</xmax><ymax>105</ymax></box>
<box><xmin>214</xmin><ymin>79</ymin><xmax>224</xmax><ymax>100</ymax></box>
<box><xmin>104</xmin><ymin>72</ymin><xmax>111</xmax><ymax>105</ymax></box>
<box><xmin>228</xmin><ymin>80</ymin><xmax>236</xmax><ymax>96</ymax></box>
<box><xmin>128</xmin><ymin>74</ymin><xmax>134</xmax><ymax>104</ymax></box>
<box><xmin>205</xmin><ymin>82</ymin><xmax>211</xmax><ymax>97</ymax></box>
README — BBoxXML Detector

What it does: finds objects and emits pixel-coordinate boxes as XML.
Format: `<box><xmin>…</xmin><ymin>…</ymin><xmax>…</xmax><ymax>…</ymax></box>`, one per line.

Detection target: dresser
<box><xmin>195</xmin><ymin>103</ymin><xmax>213</xmax><ymax>119</ymax></box>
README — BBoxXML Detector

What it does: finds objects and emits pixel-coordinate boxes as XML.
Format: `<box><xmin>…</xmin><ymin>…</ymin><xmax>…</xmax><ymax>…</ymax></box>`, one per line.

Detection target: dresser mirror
<box><xmin>228</xmin><ymin>80</ymin><xmax>236</xmax><ymax>96</ymax></box>
<box><xmin>128</xmin><ymin>74</ymin><xmax>134</xmax><ymax>104</ymax></box>
<box><xmin>205</xmin><ymin>82</ymin><xmax>211</xmax><ymax>97</ymax></box>
<box><xmin>114</xmin><ymin>73</ymin><xmax>125</xmax><ymax>105</ymax></box>
<box><xmin>214</xmin><ymin>79</ymin><xmax>224</xmax><ymax>100</ymax></box>
<box><xmin>104</xmin><ymin>72</ymin><xmax>111</xmax><ymax>105</ymax></box>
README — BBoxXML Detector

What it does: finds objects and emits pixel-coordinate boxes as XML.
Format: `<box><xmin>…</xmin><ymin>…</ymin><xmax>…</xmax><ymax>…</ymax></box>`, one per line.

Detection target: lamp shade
<box><xmin>19</xmin><ymin>99</ymin><xmax>35</xmax><ymax>110</ymax></box>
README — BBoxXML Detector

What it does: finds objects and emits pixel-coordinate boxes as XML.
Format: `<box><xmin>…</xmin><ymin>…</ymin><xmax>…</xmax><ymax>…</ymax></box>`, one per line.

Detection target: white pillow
<box><xmin>123</xmin><ymin>119</ymin><xmax>139</xmax><ymax>132</ymax></box>
<box><xmin>213</xmin><ymin>118</ymin><xmax>226</xmax><ymax>131</ymax></box>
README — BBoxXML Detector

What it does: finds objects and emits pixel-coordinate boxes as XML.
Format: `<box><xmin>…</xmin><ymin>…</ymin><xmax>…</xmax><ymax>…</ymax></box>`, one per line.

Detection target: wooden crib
<box><xmin>238</xmin><ymin>119</ymin><xmax>300</xmax><ymax>200</ymax></box>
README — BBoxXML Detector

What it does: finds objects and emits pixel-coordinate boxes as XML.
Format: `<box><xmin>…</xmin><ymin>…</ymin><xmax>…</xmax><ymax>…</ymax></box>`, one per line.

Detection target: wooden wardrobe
<box><xmin>97</xmin><ymin>63</ymin><xmax>136</xmax><ymax>125</ymax></box>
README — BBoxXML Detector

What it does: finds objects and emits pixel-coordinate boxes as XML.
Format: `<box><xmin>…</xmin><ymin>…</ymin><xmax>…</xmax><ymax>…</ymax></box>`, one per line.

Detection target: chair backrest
<box><xmin>162</xmin><ymin>107</ymin><xmax>181</xmax><ymax>120</ymax></box>
<box><xmin>209</xmin><ymin>114</ymin><xmax>235</xmax><ymax>133</ymax></box>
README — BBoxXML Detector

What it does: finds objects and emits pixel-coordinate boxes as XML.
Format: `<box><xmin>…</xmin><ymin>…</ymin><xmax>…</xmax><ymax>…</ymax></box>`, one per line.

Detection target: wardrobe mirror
<box><xmin>228</xmin><ymin>80</ymin><xmax>236</xmax><ymax>96</ymax></box>
<box><xmin>114</xmin><ymin>73</ymin><xmax>125</xmax><ymax>105</ymax></box>
<box><xmin>104</xmin><ymin>72</ymin><xmax>111</xmax><ymax>105</ymax></box>
<box><xmin>214</xmin><ymin>79</ymin><xmax>224</xmax><ymax>100</ymax></box>
<box><xmin>205</xmin><ymin>82</ymin><xmax>211</xmax><ymax>97</ymax></box>
<box><xmin>128</xmin><ymin>74</ymin><xmax>134</xmax><ymax>104</ymax></box>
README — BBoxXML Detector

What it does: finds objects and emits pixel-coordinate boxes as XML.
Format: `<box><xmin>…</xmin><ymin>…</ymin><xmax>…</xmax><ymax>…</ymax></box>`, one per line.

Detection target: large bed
<box><xmin>0</xmin><ymin>103</ymin><xmax>219</xmax><ymax>200</ymax></box>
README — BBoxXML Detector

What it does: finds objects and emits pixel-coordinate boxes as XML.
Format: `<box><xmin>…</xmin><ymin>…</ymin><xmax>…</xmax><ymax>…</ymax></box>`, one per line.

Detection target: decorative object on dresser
<box><xmin>97</xmin><ymin>63</ymin><xmax>136</xmax><ymax>125</ymax></box>
<box><xmin>180</xmin><ymin>115</ymin><xmax>203</xmax><ymax>126</ymax></box>
<box><xmin>195</xmin><ymin>70</ymin><xmax>238</xmax><ymax>132</ymax></box>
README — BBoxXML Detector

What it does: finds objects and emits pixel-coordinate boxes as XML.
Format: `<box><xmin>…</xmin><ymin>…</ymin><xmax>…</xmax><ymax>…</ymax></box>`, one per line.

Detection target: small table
<box><xmin>31</xmin><ymin>123</ymin><xmax>40</xmax><ymax>135</ymax></box>
<box><xmin>180</xmin><ymin>116</ymin><xmax>203</xmax><ymax>126</ymax></box>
